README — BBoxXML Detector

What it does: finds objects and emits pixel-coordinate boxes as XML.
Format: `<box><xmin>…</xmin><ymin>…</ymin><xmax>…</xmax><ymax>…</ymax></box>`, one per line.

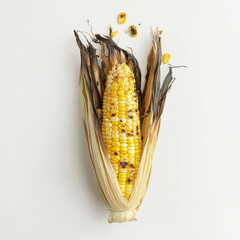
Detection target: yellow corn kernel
<box><xmin>111</xmin><ymin>31</ymin><xmax>119</xmax><ymax>38</ymax></box>
<box><xmin>163</xmin><ymin>53</ymin><xmax>171</xmax><ymax>64</ymax></box>
<box><xmin>118</xmin><ymin>13</ymin><xmax>126</xmax><ymax>24</ymax></box>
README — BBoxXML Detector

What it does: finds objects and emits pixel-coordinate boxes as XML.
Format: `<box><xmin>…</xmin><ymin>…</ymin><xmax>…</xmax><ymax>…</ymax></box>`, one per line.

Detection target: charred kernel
<box><xmin>127</xmin><ymin>110</ymin><xmax>132</xmax><ymax>113</ymax></box>
<box><xmin>114</xmin><ymin>152</ymin><xmax>118</xmax><ymax>155</ymax></box>
<box><xmin>127</xmin><ymin>178</ymin><xmax>133</xmax><ymax>183</ymax></box>
<box><xmin>128</xmin><ymin>133</ymin><xmax>134</xmax><ymax>136</ymax></box>
<box><xmin>128</xmin><ymin>115</ymin><xmax>133</xmax><ymax>119</ymax></box>
<box><xmin>120</xmin><ymin>162</ymin><xmax>128</xmax><ymax>167</ymax></box>
<box><xmin>118</xmin><ymin>12</ymin><xmax>126</xmax><ymax>24</ymax></box>
<box><xmin>122</xmin><ymin>129</ymin><xmax>126</xmax><ymax>133</ymax></box>
<box><xmin>130</xmin><ymin>164</ymin><xmax>134</xmax><ymax>168</ymax></box>
<box><xmin>129</xmin><ymin>25</ymin><xmax>138</xmax><ymax>37</ymax></box>
<box><xmin>111</xmin><ymin>113</ymin><xmax>117</xmax><ymax>116</ymax></box>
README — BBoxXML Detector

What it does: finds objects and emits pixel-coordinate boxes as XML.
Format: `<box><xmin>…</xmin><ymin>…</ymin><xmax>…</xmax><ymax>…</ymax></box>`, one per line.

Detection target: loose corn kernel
<box><xmin>162</xmin><ymin>53</ymin><xmax>171</xmax><ymax>64</ymax></box>
<box><xmin>129</xmin><ymin>25</ymin><xmax>138</xmax><ymax>37</ymax></box>
<box><xmin>111</xmin><ymin>31</ymin><xmax>119</xmax><ymax>38</ymax></box>
<box><xmin>118</xmin><ymin>12</ymin><xmax>126</xmax><ymax>24</ymax></box>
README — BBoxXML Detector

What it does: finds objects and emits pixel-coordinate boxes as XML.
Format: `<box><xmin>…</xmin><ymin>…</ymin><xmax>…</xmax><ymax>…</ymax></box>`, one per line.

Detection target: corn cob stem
<box><xmin>108</xmin><ymin>209</ymin><xmax>136</xmax><ymax>223</ymax></box>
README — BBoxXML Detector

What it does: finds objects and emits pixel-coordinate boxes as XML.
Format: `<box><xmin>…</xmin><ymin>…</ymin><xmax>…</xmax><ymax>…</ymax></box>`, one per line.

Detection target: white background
<box><xmin>1</xmin><ymin>0</ymin><xmax>240</xmax><ymax>239</ymax></box>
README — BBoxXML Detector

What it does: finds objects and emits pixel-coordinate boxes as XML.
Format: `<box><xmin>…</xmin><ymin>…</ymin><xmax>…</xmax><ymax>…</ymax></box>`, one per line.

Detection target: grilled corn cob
<box><xmin>101</xmin><ymin>63</ymin><xmax>142</xmax><ymax>199</ymax></box>
<box><xmin>74</xmin><ymin>28</ymin><xmax>179</xmax><ymax>223</ymax></box>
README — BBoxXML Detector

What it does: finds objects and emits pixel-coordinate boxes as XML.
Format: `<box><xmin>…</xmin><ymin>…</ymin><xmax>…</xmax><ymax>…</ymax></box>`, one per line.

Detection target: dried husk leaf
<box><xmin>74</xmin><ymin>29</ymin><xmax>174</xmax><ymax>223</ymax></box>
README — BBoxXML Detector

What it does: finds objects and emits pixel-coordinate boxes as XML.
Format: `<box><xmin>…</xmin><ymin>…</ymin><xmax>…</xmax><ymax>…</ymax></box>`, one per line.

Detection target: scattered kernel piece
<box><xmin>118</xmin><ymin>12</ymin><xmax>126</xmax><ymax>24</ymax></box>
<box><xmin>162</xmin><ymin>53</ymin><xmax>171</xmax><ymax>64</ymax></box>
<box><xmin>129</xmin><ymin>25</ymin><xmax>138</xmax><ymax>37</ymax></box>
<box><xmin>111</xmin><ymin>31</ymin><xmax>119</xmax><ymax>38</ymax></box>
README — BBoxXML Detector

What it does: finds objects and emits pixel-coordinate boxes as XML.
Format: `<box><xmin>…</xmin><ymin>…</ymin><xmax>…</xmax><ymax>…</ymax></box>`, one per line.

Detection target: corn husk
<box><xmin>74</xmin><ymin>29</ymin><xmax>175</xmax><ymax>223</ymax></box>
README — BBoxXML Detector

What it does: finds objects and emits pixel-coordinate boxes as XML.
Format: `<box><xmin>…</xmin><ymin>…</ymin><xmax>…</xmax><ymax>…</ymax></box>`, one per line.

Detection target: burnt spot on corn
<box><xmin>120</xmin><ymin>162</ymin><xmax>128</xmax><ymax>168</ymax></box>
<box><xmin>114</xmin><ymin>152</ymin><xmax>118</xmax><ymax>155</ymax></box>
<box><xmin>127</xmin><ymin>178</ymin><xmax>133</xmax><ymax>183</ymax></box>
<box><xmin>122</xmin><ymin>129</ymin><xmax>126</xmax><ymax>133</ymax></box>
<box><xmin>127</xmin><ymin>110</ymin><xmax>132</xmax><ymax>113</ymax></box>
<box><xmin>128</xmin><ymin>133</ymin><xmax>133</xmax><ymax>136</ymax></box>
<box><xmin>128</xmin><ymin>115</ymin><xmax>133</xmax><ymax>119</ymax></box>
<box><xmin>130</xmin><ymin>164</ymin><xmax>134</xmax><ymax>168</ymax></box>
<box><xmin>111</xmin><ymin>113</ymin><xmax>117</xmax><ymax>116</ymax></box>
<box><xmin>118</xmin><ymin>12</ymin><xmax>126</xmax><ymax>24</ymax></box>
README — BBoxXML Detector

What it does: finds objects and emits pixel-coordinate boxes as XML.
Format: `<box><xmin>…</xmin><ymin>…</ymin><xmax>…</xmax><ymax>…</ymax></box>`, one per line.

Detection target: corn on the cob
<box><xmin>101</xmin><ymin>63</ymin><xmax>142</xmax><ymax>199</ymax></box>
<box><xmin>74</xmin><ymin>28</ymin><xmax>180</xmax><ymax>223</ymax></box>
